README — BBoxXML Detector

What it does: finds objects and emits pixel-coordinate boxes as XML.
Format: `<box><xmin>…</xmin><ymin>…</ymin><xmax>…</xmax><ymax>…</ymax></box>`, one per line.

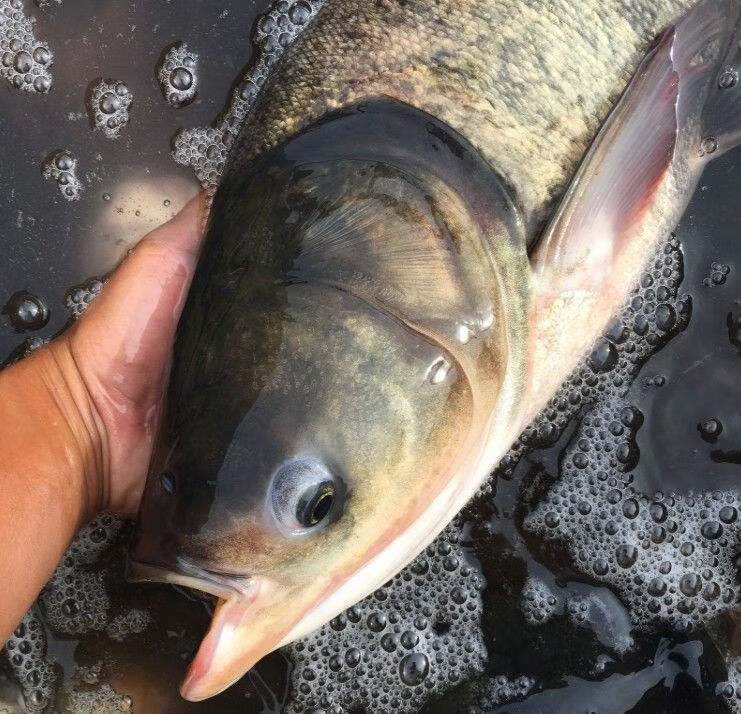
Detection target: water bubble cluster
<box><xmin>66</xmin><ymin>683</ymin><xmax>133</xmax><ymax>713</ymax></box>
<box><xmin>703</xmin><ymin>260</ymin><xmax>730</xmax><ymax>287</ymax></box>
<box><xmin>470</xmin><ymin>674</ymin><xmax>536</xmax><ymax>711</ymax></box>
<box><xmin>518</xmin><ymin>238</ymin><xmax>741</xmax><ymax>633</ymax></box>
<box><xmin>89</xmin><ymin>80</ymin><xmax>132</xmax><ymax>139</ymax></box>
<box><xmin>173</xmin><ymin>0</ymin><xmax>324</xmax><ymax>190</ymax></box>
<box><xmin>105</xmin><ymin>608</ymin><xmax>150</xmax><ymax>642</ymax></box>
<box><xmin>42</xmin><ymin>150</ymin><xmax>83</xmax><ymax>201</ymax></box>
<box><xmin>40</xmin><ymin>515</ymin><xmax>117</xmax><ymax>636</ymax></box>
<box><xmin>2</xmin><ymin>609</ymin><xmax>56</xmax><ymax>713</ymax></box>
<box><xmin>172</xmin><ymin>127</ymin><xmax>226</xmax><ymax>189</ymax></box>
<box><xmin>39</xmin><ymin>513</ymin><xmax>150</xmax><ymax>641</ymax></box>
<box><xmin>0</xmin><ymin>0</ymin><xmax>52</xmax><ymax>93</ymax></box>
<box><xmin>2</xmin><ymin>290</ymin><xmax>48</xmax><ymax>332</ymax></box>
<box><xmin>3</xmin><ymin>515</ymin><xmax>145</xmax><ymax>711</ymax></box>
<box><xmin>157</xmin><ymin>41</ymin><xmax>198</xmax><ymax>107</ymax></box>
<box><xmin>497</xmin><ymin>235</ymin><xmax>690</xmax><ymax>482</ymax></box>
<box><xmin>285</xmin><ymin>522</ymin><xmax>487</xmax><ymax>713</ymax></box>
<box><xmin>717</xmin><ymin>657</ymin><xmax>741</xmax><ymax>711</ymax></box>
<box><xmin>64</xmin><ymin>278</ymin><xmax>103</xmax><ymax>320</ymax></box>
<box><xmin>520</xmin><ymin>577</ymin><xmax>559</xmax><ymax>625</ymax></box>
<box><xmin>525</xmin><ymin>391</ymin><xmax>739</xmax><ymax>630</ymax></box>
<box><xmin>74</xmin><ymin>661</ymin><xmax>102</xmax><ymax>686</ymax></box>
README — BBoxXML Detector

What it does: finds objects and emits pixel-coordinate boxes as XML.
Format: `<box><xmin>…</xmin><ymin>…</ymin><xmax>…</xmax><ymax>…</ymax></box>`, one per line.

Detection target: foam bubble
<box><xmin>42</xmin><ymin>151</ymin><xmax>83</xmax><ymax>201</ymax></box>
<box><xmin>171</xmin><ymin>0</ymin><xmax>325</xmax><ymax>191</ymax></box>
<box><xmin>703</xmin><ymin>260</ymin><xmax>730</xmax><ymax>287</ymax></box>
<box><xmin>157</xmin><ymin>42</ymin><xmax>198</xmax><ymax>107</ymax></box>
<box><xmin>67</xmin><ymin>683</ymin><xmax>133</xmax><ymax>713</ymax></box>
<box><xmin>518</xmin><ymin>238</ymin><xmax>739</xmax><ymax>633</ymax></box>
<box><xmin>64</xmin><ymin>278</ymin><xmax>103</xmax><ymax>320</ymax></box>
<box><xmin>520</xmin><ymin>577</ymin><xmax>560</xmax><ymax>625</ymax></box>
<box><xmin>89</xmin><ymin>80</ymin><xmax>132</xmax><ymax>139</ymax></box>
<box><xmin>285</xmin><ymin>521</ymin><xmax>487</xmax><ymax>712</ymax></box>
<box><xmin>0</xmin><ymin>0</ymin><xmax>53</xmax><ymax>93</ymax></box>
<box><xmin>2</xmin><ymin>608</ymin><xmax>56</xmax><ymax>713</ymax></box>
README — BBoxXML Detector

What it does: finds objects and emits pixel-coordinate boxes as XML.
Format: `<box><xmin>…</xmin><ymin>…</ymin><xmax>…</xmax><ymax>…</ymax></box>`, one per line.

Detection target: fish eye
<box><xmin>297</xmin><ymin>481</ymin><xmax>335</xmax><ymax>527</ymax></box>
<box><xmin>270</xmin><ymin>458</ymin><xmax>343</xmax><ymax>534</ymax></box>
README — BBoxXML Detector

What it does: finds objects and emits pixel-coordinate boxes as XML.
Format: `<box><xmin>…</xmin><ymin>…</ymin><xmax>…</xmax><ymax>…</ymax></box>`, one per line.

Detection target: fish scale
<box><xmin>230</xmin><ymin>0</ymin><xmax>695</xmax><ymax>229</ymax></box>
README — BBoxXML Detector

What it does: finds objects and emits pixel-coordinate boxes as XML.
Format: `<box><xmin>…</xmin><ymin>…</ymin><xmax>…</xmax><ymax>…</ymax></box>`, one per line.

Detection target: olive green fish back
<box><xmin>232</xmin><ymin>0</ymin><xmax>695</xmax><ymax>232</ymax></box>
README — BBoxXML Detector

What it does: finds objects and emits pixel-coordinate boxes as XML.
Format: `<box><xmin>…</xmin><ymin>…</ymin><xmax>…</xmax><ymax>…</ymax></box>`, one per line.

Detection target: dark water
<box><xmin>0</xmin><ymin>0</ymin><xmax>739</xmax><ymax>712</ymax></box>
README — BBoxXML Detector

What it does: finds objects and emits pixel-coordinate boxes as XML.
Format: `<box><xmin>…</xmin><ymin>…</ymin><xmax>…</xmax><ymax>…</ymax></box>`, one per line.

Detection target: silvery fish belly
<box><xmin>128</xmin><ymin>0</ymin><xmax>741</xmax><ymax>701</ymax></box>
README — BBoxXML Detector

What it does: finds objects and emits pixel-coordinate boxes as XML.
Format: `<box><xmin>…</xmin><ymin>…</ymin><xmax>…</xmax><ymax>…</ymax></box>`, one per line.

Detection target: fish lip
<box><xmin>128</xmin><ymin>557</ymin><xmax>252</xmax><ymax>600</ymax></box>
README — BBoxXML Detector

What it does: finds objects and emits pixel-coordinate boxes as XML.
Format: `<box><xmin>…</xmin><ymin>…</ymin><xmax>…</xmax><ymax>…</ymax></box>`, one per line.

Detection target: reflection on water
<box><xmin>0</xmin><ymin>0</ymin><xmax>738</xmax><ymax>712</ymax></box>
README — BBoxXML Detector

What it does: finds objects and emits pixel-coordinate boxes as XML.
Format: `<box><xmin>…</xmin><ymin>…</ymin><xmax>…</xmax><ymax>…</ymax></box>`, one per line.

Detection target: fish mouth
<box><xmin>179</xmin><ymin>577</ymin><xmax>286</xmax><ymax>702</ymax></box>
<box><xmin>127</xmin><ymin>557</ymin><xmax>252</xmax><ymax>601</ymax></box>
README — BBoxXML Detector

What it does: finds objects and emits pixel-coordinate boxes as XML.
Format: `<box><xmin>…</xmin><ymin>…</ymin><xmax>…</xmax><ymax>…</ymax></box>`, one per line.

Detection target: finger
<box><xmin>70</xmin><ymin>191</ymin><xmax>207</xmax><ymax>409</ymax></box>
<box><xmin>145</xmin><ymin>191</ymin><xmax>208</xmax><ymax>261</ymax></box>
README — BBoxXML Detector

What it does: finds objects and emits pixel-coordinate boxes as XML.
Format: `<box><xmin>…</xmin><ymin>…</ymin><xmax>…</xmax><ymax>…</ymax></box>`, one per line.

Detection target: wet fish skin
<box><xmin>233</xmin><ymin>0</ymin><xmax>697</xmax><ymax>232</ymax></box>
<box><xmin>128</xmin><ymin>0</ymin><xmax>741</xmax><ymax>701</ymax></box>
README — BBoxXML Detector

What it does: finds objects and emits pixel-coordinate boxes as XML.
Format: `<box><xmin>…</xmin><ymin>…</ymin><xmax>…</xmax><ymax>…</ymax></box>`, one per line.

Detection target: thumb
<box><xmin>65</xmin><ymin>191</ymin><xmax>208</xmax><ymax>515</ymax></box>
<box><xmin>70</xmin><ymin>192</ymin><xmax>207</xmax><ymax>410</ymax></box>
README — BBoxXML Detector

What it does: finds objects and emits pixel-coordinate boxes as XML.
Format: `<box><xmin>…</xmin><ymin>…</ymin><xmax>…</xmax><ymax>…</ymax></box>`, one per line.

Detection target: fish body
<box><xmin>129</xmin><ymin>0</ymin><xmax>741</xmax><ymax>700</ymax></box>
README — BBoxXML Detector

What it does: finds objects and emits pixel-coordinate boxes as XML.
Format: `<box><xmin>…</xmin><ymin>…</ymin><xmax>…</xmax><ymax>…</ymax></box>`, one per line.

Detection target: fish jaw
<box><xmin>181</xmin><ymin>581</ymin><xmax>284</xmax><ymax>701</ymax></box>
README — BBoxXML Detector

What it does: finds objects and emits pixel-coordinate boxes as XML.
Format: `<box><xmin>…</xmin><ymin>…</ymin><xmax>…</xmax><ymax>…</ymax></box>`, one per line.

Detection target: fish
<box><xmin>128</xmin><ymin>0</ymin><xmax>741</xmax><ymax>701</ymax></box>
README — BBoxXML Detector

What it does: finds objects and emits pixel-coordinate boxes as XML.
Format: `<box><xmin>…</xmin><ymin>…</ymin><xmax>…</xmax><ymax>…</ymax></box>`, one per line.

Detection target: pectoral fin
<box><xmin>526</xmin><ymin>0</ymin><xmax>741</xmax><ymax>413</ymax></box>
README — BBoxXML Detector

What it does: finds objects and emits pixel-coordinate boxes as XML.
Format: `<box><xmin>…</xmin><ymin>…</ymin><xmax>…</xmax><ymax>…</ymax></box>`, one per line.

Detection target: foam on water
<box><xmin>66</xmin><ymin>684</ymin><xmax>132</xmax><ymax>713</ymax></box>
<box><xmin>4</xmin><ymin>609</ymin><xmax>55</xmax><ymax>714</ymax></box>
<box><xmin>88</xmin><ymin>80</ymin><xmax>132</xmax><ymax>140</ymax></box>
<box><xmin>286</xmin><ymin>522</ymin><xmax>487</xmax><ymax>712</ymax></box>
<box><xmin>522</xmin><ymin>241</ymin><xmax>740</xmax><ymax>634</ymax></box>
<box><xmin>64</xmin><ymin>278</ymin><xmax>103</xmax><ymax>320</ymax></box>
<box><xmin>172</xmin><ymin>0</ymin><xmax>326</xmax><ymax>191</ymax></box>
<box><xmin>157</xmin><ymin>42</ymin><xmax>199</xmax><ymax>108</ymax></box>
<box><xmin>0</xmin><ymin>0</ymin><xmax>52</xmax><ymax>93</ymax></box>
<box><xmin>42</xmin><ymin>151</ymin><xmax>83</xmax><ymax>202</ymax></box>
<box><xmin>39</xmin><ymin>515</ymin><xmax>145</xmax><ymax>639</ymax></box>
<box><xmin>520</xmin><ymin>577</ymin><xmax>560</xmax><ymax>625</ymax></box>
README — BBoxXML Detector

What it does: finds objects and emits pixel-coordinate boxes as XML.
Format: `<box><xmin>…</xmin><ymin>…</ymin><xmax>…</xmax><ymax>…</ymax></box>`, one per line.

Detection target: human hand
<box><xmin>0</xmin><ymin>193</ymin><xmax>206</xmax><ymax>643</ymax></box>
<box><xmin>48</xmin><ymin>192</ymin><xmax>206</xmax><ymax>518</ymax></box>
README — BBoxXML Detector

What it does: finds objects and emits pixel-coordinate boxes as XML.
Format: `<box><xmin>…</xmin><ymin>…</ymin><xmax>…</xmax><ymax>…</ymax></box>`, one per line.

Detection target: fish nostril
<box><xmin>160</xmin><ymin>471</ymin><xmax>176</xmax><ymax>495</ymax></box>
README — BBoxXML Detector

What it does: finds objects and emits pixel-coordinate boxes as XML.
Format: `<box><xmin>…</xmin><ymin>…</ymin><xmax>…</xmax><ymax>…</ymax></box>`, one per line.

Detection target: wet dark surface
<box><xmin>0</xmin><ymin>0</ymin><xmax>265</xmax><ymax>358</ymax></box>
<box><xmin>0</xmin><ymin>1</ymin><xmax>739</xmax><ymax>712</ymax></box>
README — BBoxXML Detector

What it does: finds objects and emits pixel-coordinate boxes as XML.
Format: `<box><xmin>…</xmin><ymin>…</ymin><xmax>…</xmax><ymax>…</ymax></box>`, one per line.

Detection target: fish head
<box><xmin>128</xmin><ymin>99</ymin><xmax>529</xmax><ymax>700</ymax></box>
<box><xmin>131</xmin><ymin>288</ymin><xmax>480</xmax><ymax>698</ymax></box>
